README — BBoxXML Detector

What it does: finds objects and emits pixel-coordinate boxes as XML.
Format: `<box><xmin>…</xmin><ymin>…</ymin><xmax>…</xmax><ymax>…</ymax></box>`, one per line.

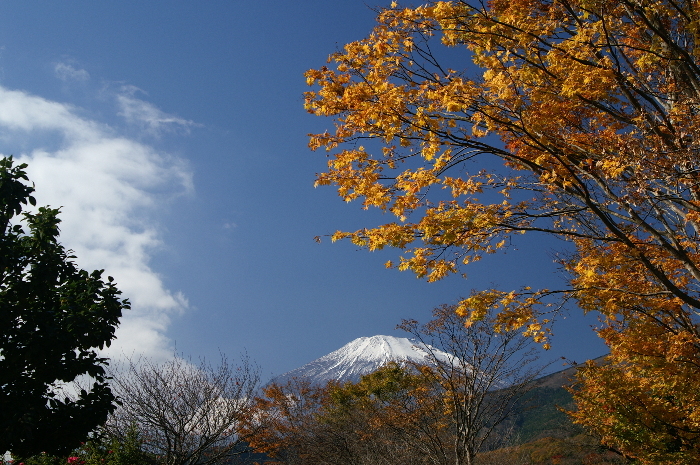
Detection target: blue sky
<box><xmin>0</xmin><ymin>1</ymin><xmax>606</xmax><ymax>381</ymax></box>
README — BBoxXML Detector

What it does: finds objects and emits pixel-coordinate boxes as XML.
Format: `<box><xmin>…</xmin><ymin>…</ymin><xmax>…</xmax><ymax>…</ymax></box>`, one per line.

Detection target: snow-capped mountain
<box><xmin>271</xmin><ymin>335</ymin><xmax>456</xmax><ymax>386</ymax></box>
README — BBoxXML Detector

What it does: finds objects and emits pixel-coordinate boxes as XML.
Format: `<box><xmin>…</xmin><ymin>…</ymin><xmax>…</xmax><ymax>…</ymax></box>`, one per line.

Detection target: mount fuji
<box><xmin>272</xmin><ymin>335</ymin><xmax>456</xmax><ymax>386</ymax></box>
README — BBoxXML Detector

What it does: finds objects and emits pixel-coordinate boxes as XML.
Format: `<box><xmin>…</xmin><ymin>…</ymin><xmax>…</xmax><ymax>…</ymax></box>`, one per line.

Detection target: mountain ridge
<box><xmin>271</xmin><ymin>334</ymin><xmax>454</xmax><ymax>386</ymax></box>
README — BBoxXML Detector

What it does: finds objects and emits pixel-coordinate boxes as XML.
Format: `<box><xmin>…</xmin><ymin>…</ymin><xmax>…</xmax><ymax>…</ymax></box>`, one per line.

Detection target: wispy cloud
<box><xmin>54</xmin><ymin>62</ymin><xmax>90</xmax><ymax>82</ymax></box>
<box><xmin>117</xmin><ymin>85</ymin><xmax>199</xmax><ymax>135</ymax></box>
<box><xmin>0</xmin><ymin>86</ymin><xmax>192</xmax><ymax>362</ymax></box>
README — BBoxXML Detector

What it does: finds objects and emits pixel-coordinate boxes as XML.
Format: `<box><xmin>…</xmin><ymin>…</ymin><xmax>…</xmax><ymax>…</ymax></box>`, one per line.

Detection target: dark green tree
<box><xmin>0</xmin><ymin>157</ymin><xmax>128</xmax><ymax>457</ymax></box>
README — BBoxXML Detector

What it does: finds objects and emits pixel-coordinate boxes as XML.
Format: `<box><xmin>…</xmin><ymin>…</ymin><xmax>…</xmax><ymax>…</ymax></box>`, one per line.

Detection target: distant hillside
<box><xmin>510</xmin><ymin>356</ymin><xmax>607</xmax><ymax>444</ymax></box>
<box><xmin>513</xmin><ymin>364</ymin><xmax>581</xmax><ymax>443</ymax></box>
<box><xmin>479</xmin><ymin>434</ymin><xmax>629</xmax><ymax>465</ymax></box>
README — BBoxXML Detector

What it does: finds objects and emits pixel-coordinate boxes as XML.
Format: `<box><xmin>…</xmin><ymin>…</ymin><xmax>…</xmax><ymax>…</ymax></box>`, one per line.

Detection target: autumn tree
<box><xmin>305</xmin><ymin>0</ymin><xmax>700</xmax><ymax>460</ymax></box>
<box><xmin>107</xmin><ymin>354</ymin><xmax>260</xmax><ymax>465</ymax></box>
<box><xmin>0</xmin><ymin>157</ymin><xmax>128</xmax><ymax>458</ymax></box>
<box><xmin>567</xmin><ymin>318</ymin><xmax>700</xmax><ymax>463</ymax></box>
<box><xmin>243</xmin><ymin>377</ymin><xmax>335</xmax><ymax>465</ymax></box>
<box><xmin>400</xmin><ymin>304</ymin><xmax>544</xmax><ymax>465</ymax></box>
<box><xmin>246</xmin><ymin>366</ymin><xmax>450</xmax><ymax>465</ymax></box>
<box><xmin>320</xmin><ymin>362</ymin><xmax>452</xmax><ymax>465</ymax></box>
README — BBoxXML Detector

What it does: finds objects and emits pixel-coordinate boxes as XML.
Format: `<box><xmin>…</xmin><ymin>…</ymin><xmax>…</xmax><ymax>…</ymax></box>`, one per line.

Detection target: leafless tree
<box><xmin>107</xmin><ymin>354</ymin><xmax>260</xmax><ymax>465</ymax></box>
<box><xmin>399</xmin><ymin>304</ymin><xmax>548</xmax><ymax>465</ymax></box>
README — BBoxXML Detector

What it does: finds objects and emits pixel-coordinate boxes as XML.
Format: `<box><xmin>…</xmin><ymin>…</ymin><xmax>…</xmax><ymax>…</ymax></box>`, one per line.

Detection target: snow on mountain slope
<box><xmin>271</xmin><ymin>335</ymin><xmax>456</xmax><ymax>386</ymax></box>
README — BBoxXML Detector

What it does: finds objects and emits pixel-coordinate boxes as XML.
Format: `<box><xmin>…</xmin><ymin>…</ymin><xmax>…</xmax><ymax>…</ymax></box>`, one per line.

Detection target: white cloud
<box><xmin>117</xmin><ymin>85</ymin><xmax>199</xmax><ymax>135</ymax></box>
<box><xmin>54</xmin><ymin>62</ymin><xmax>90</xmax><ymax>82</ymax></box>
<box><xmin>0</xmin><ymin>85</ymin><xmax>193</xmax><ymax>362</ymax></box>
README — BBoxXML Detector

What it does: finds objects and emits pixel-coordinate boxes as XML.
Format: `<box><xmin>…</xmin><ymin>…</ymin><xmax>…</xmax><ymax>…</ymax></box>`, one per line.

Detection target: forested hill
<box><xmin>511</xmin><ymin>356</ymin><xmax>607</xmax><ymax>444</ymax></box>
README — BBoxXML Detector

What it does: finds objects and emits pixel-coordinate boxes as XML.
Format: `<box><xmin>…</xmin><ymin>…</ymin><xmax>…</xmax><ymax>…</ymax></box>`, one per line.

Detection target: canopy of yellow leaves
<box><xmin>307</xmin><ymin>0</ymin><xmax>700</xmax><ymax>324</ymax></box>
<box><xmin>306</xmin><ymin>0</ymin><xmax>700</xmax><ymax>460</ymax></box>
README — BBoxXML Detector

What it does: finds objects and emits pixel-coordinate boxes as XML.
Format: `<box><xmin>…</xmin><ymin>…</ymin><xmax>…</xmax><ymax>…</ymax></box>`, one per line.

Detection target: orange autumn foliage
<box><xmin>322</xmin><ymin>363</ymin><xmax>452</xmax><ymax>464</ymax></box>
<box><xmin>241</xmin><ymin>378</ymin><xmax>331</xmax><ymax>464</ymax></box>
<box><xmin>306</xmin><ymin>0</ymin><xmax>700</xmax><ymax>461</ymax></box>
<box><xmin>243</xmin><ymin>367</ymin><xmax>449</xmax><ymax>465</ymax></box>
<box><xmin>568</xmin><ymin>313</ymin><xmax>700</xmax><ymax>463</ymax></box>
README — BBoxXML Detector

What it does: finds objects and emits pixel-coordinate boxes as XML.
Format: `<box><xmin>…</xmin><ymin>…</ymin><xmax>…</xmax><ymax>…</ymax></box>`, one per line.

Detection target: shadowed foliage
<box><xmin>0</xmin><ymin>156</ymin><xmax>128</xmax><ymax>458</ymax></box>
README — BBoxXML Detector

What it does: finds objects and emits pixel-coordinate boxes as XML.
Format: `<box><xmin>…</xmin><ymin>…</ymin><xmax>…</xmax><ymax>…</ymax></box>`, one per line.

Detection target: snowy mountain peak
<box><xmin>271</xmin><ymin>335</ymin><xmax>454</xmax><ymax>386</ymax></box>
